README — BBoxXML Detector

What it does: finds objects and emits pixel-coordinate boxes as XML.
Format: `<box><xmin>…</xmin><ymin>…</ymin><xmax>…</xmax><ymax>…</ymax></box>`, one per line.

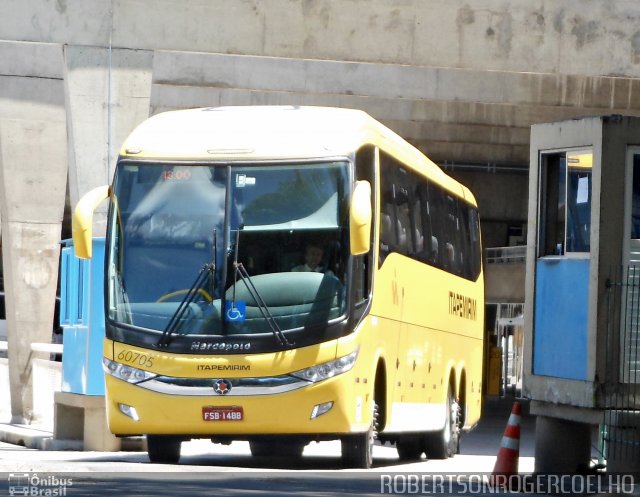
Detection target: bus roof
<box><xmin>121</xmin><ymin>106</ymin><xmax>475</xmax><ymax>204</ymax></box>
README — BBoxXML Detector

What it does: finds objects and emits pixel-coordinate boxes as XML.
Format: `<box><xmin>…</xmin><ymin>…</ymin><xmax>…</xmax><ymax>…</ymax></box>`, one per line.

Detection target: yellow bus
<box><xmin>73</xmin><ymin>106</ymin><xmax>484</xmax><ymax>468</ymax></box>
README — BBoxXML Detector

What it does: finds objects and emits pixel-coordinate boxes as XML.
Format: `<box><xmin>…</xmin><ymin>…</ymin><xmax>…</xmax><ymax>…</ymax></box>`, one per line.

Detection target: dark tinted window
<box><xmin>379</xmin><ymin>152</ymin><xmax>481</xmax><ymax>281</ymax></box>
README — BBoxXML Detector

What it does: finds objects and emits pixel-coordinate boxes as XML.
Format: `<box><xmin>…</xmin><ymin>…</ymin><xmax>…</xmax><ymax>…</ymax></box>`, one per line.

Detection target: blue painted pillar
<box><xmin>59</xmin><ymin>238</ymin><xmax>105</xmax><ymax>395</ymax></box>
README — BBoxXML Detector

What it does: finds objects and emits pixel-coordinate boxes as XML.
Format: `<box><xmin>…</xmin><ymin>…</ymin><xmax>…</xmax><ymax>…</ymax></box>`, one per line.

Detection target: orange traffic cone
<box><xmin>491</xmin><ymin>401</ymin><xmax>521</xmax><ymax>488</ymax></box>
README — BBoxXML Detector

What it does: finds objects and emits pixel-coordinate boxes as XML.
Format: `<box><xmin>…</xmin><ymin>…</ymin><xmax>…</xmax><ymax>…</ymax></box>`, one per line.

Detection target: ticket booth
<box><xmin>524</xmin><ymin>116</ymin><xmax>640</xmax><ymax>474</ymax></box>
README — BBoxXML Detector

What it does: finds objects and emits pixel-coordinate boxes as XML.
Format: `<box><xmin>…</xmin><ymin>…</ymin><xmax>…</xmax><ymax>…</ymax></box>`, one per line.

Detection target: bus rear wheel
<box><xmin>146</xmin><ymin>435</ymin><xmax>182</xmax><ymax>464</ymax></box>
<box><xmin>424</xmin><ymin>385</ymin><xmax>460</xmax><ymax>459</ymax></box>
<box><xmin>342</xmin><ymin>402</ymin><xmax>378</xmax><ymax>469</ymax></box>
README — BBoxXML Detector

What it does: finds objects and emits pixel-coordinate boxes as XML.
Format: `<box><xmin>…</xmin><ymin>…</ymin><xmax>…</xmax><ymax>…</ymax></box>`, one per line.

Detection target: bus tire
<box><xmin>146</xmin><ymin>435</ymin><xmax>182</xmax><ymax>464</ymax></box>
<box><xmin>341</xmin><ymin>402</ymin><xmax>378</xmax><ymax>469</ymax></box>
<box><xmin>424</xmin><ymin>384</ymin><xmax>460</xmax><ymax>459</ymax></box>
<box><xmin>396</xmin><ymin>436</ymin><xmax>424</xmax><ymax>461</ymax></box>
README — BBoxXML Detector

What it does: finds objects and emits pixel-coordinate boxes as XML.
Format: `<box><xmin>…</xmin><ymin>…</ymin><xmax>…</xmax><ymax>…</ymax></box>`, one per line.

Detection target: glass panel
<box><xmin>538</xmin><ymin>150</ymin><xmax>591</xmax><ymax>256</ymax></box>
<box><xmin>235</xmin><ymin>164</ymin><xmax>343</xmax><ymax>231</ymax></box>
<box><xmin>565</xmin><ymin>150</ymin><xmax>592</xmax><ymax>253</ymax></box>
<box><xmin>631</xmin><ymin>154</ymin><xmax>640</xmax><ymax>240</ymax></box>
<box><xmin>107</xmin><ymin>162</ymin><xmax>349</xmax><ymax>338</ymax></box>
<box><xmin>622</xmin><ymin>152</ymin><xmax>640</xmax><ymax>383</ymax></box>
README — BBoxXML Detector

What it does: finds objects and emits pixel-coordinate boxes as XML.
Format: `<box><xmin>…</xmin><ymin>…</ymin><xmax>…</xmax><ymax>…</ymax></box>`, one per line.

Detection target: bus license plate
<box><xmin>202</xmin><ymin>406</ymin><xmax>243</xmax><ymax>421</ymax></box>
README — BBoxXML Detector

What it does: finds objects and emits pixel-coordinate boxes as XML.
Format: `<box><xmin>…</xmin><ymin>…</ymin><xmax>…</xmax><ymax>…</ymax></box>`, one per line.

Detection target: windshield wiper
<box><xmin>231</xmin><ymin>230</ymin><xmax>294</xmax><ymax>348</ymax></box>
<box><xmin>157</xmin><ymin>230</ymin><xmax>217</xmax><ymax>348</ymax></box>
<box><xmin>156</xmin><ymin>263</ymin><xmax>215</xmax><ymax>348</ymax></box>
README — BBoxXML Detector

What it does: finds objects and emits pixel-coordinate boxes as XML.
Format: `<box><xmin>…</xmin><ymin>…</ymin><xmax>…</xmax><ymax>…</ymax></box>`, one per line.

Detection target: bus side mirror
<box><xmin>350</xmin><ymin>180</ymin><xmax>372</xmax><ymax>255</ymax></box>
<box><xmin>72</xmin><ymin>185</ymin><xmax>109</xmax><ymax>259</ymax></box>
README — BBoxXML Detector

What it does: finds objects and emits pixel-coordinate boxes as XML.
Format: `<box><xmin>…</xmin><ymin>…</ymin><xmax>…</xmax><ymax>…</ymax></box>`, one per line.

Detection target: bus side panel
<box><xmin>371</xmin><ymin>253</ymin><xmax>484</xmax><ymax>433</ymax></box>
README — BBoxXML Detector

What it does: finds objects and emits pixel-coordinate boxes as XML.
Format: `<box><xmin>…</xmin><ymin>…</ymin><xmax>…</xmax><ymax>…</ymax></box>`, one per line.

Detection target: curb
<box><xmin>0</xmin><ymin>423</ymin><xmax>144</xmax><ymax>451</ymax></box>
<box><xmin>0</xmin><ymin>423</ymin><xmax>82</xmax><ymax>451</ymax></box>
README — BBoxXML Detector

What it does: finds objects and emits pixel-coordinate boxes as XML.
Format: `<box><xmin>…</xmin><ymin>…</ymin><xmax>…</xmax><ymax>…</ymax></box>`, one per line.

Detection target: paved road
<box><xmin>0</xmin><ymin>399</ymin><xmax>633</xmax><ymax>497</ymax></box>
<box><xmin>0</xmin><ymin>398</ymin><xmax>544</xmax><ymax>496</ymax></box>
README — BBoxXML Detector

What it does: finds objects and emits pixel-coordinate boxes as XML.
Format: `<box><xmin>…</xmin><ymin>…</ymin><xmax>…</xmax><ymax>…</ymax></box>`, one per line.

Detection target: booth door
<box><xmin>623</xmin><ymin>149</ymin><xmax>640</xmax><ymax>384</ymax></box>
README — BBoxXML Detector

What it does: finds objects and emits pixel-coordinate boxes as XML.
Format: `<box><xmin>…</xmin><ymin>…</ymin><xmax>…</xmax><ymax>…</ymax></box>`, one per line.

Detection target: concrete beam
<box><xmin>0</xmin><ymin>40</ymin><xmax>63</xmax><ymax>79</ymax></box>
<box><xmin>152</xmin><ymin>51</ymin><xmax>640</xmax><ymax>111</ymax></box>
<box><xmin>147</xmin><ymin>51</ymin><xmax>640</xmax><ymax>165</ymax></box>
<box><xmin>151</xmin><ymin>84</ymin><xmax>622</xmax><ymax>129</ymax></box>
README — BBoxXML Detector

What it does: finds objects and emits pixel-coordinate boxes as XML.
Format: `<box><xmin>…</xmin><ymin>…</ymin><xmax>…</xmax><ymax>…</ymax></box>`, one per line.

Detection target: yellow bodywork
<box><xmin>104</xmin><ymin>331</ymin><xmax>378</xmax><ymax>436</ymax></box>
<box><xmin>82</xmin><ymin>106</ymin><xmax>484</xmax><ymax>438</ymax></box>
<box><xmin>72</xmin><ymin>185</ymin><xmax>109</xmax><ymax>259</ymax></box>
<box><xmin>370</xmin><ymin>253</ymin><xmax>484</xmax><ymax>431</ymax></box>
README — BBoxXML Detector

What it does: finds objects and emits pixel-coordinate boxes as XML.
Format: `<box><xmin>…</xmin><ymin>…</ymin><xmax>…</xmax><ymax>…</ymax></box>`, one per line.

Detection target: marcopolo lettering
<box><xmin>449</xmin><ymin>291</ymin><xmax>477</xmax><ymax>321</ymax></box>
<box><xmin>190</xmin><ymin>341</ymin><xmax>251</xmax><ymax>351</ymax></box>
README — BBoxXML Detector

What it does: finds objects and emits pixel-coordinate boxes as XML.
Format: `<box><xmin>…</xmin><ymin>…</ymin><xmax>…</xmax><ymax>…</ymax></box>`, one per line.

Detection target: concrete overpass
<box><xmin>1</xmin><ymin>0</ymin><xmax>640</xmax><ymax>422</ymax></box>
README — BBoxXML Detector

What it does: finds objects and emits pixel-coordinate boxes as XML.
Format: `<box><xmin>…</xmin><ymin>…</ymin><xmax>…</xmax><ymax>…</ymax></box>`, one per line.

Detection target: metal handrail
<box><xmin>0</xmin><ymin>342</ymin><xmax>63</xmax><ymax>355</ymax></box>
<box><xmin>485</xmin><ymin>245</ymin><xmax>526</xmax><ymax>264</ymax></box>
<box><xmin>30</xmin><ymin>343</ymin><xmax>63</xmax><ymax>354</ymax></box>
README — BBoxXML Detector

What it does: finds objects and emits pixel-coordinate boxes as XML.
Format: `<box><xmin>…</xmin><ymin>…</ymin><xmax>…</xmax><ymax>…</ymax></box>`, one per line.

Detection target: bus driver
<box><xmin>292</xmin><ymin>244</ymin><xmax>326</xmax><ymax>273</ymax></box>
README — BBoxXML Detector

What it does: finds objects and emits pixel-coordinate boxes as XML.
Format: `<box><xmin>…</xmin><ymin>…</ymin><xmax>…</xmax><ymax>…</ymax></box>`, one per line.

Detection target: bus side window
<box><xmin>395</xmin><ymin>200</ymin><xmax>411</xmax><ymax>255</ymax></box>
<box><xmin>428</xmin><ymin>184</ymin><xmax>446</xmax><ymax>268</ymax></box>
<box><xmin>411</xmin><ymin>194</ymin><xmax>424</xmax><ymax>255</ymax></box>
<box><xmin>458</xmin><ymin>203</ymin><xmax>473</xmax><ymax>278</ymax></box>
<box><xmin>380</xmin><ymin>207</ymin><xmax>394</xmax><ymax>257</ymax></box>
<box><xmin>430</xmin><ymin>235</ymin><xmax>439</xmax><ymax>262</ymax></box>
<box><xmin>443</xmin><ymin>195</ymin><xmax>462</xmax><ymax>274</ymax></box>
<box><xmin>379</xmin><ymin>155</ymin><xmax>397</xmax><ymax>266</ymax></box>
<box><xmin>468</xmin><ymin>208</ymin><xmax>482</xmax><ymax>279</ymax></box>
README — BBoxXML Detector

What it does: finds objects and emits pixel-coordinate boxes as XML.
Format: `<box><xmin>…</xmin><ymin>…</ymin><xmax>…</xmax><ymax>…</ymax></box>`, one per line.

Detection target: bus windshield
<box><xmin>107</xmin><ymin>161</ymin><xmax>350</xmax><ymax>342</ymax></box>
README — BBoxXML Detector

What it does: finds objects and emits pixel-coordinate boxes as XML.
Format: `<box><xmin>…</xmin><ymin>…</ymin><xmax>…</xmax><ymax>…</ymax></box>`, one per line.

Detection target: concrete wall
<box><xmin>1</xmin><ymin>1</ymin><xmax>640</xmax><ymax>421</ymax></box>
<box><xmin>485</xmin><ymin>263</ymin><xmax>526</xmax><ymax>304</ymax></box>
<box><xmin>2</xmin><ymin>1</ymin><xmax>640</xmax><ymax>168</ymax></box>
<box><xmin>4</xmin><ymin>1</ymin><xmax>640</xmax><ymax>76</ymax></box>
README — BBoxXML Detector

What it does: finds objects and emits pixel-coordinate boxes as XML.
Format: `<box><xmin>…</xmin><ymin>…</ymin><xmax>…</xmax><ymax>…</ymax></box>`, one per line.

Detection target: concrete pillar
<box><xmin>0</xmin><ymin>41</ymin><xmax>67</xmax><ymax>423</ymax></box>
<box><xmin>0</xmin><ymin>119</ymin><xmax>67</xmax><ymax>423</ymax></box>
<box><xmin>64</xmin><ymin>45</ymin><xmax>153</xmax><ymax>235</ymax></box>
<box><xmin>534</xmin><ymin>415</ymin><xmax>592</xmax><ymax>473</ymax></box>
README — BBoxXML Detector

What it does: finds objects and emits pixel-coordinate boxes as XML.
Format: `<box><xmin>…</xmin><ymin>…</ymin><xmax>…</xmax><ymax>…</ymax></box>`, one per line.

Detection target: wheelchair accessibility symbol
<box><xmin>225</xmin><ymin>301</ymin><xmax>246</xmax><ymax>323</ymax></box>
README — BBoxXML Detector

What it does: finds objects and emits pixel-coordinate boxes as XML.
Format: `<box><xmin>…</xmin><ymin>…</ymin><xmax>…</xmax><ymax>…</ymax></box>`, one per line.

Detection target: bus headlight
<box><xmin>103</xmin><ymin>358</ymin><xmax>157</xmax><ymax>384</ymax></box>
<box><xmin>291</xmin><ymin>349</ymin><xmax>358</xmax><ymax>383</ymax></box>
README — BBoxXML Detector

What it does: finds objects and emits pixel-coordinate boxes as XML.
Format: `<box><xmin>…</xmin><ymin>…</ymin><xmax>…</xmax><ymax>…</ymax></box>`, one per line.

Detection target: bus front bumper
<box><xmin>105</xmin><ymin>370</ymin><xmax>372</xmax><ymax>437</ymax></box>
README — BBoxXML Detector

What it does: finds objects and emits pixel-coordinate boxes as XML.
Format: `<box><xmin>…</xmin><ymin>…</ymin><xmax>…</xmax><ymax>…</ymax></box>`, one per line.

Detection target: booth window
<box><xmin>631</xmin><ymin>153</ymin><xmax>640</xmax><ymax>240</ymax></box>
<box><xmin>538</xmin><ymin>150</ymin><xmax>592</xmax><ymax>256</ymax></box>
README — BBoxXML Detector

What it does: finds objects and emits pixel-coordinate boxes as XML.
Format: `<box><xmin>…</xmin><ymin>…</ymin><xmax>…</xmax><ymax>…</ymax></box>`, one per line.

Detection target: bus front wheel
<box><xmin>147</xmin><ymin>435</ymin><xmax>182</xmax><ymax>464</ymax></box>
<box><xmin>341</xmin><ymin>402</ymin><xmax>378</xmax><ymax>469</ymax></box>
<box><xmin>424</xmin><ymin>385</ymin><xmax>460</xmax><ymax>459</ymax></box>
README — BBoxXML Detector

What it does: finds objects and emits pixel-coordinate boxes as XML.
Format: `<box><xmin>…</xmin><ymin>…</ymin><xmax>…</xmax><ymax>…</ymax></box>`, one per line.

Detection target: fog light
<box><xmin>118</xmin><ymin>403</ymin><xmax>140</xmax><ymax>421</ymax></box>
<box><xmin>310</xmin><ymin>401</ymin><xmax>333</xmax><ymax>419</ymax></box>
